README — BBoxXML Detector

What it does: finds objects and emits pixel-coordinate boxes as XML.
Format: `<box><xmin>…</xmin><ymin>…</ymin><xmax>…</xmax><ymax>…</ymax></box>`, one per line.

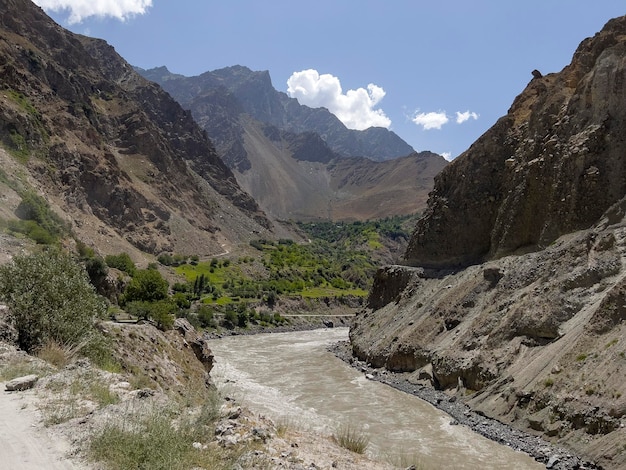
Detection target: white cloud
<box><xmin>456</xmin><ymin>110</ymin><xmax>479</xmax><ymax>124</ymax></box>
<box><xmin>412</xmin><ymin>111</ymin><xmax>449</xmax><ymax>130</ymax></box>
<box><xmin>441</xmin><ymin>152</ymin><xmax>454</xmax><ymax>162</ymax></box>
<box><xmin>411</xmin><ymin>109</ymin><xmax>479</xmax><ymax>130</ymax></box>
<box><xmin>33</xmin><ymin>0</ymin><xmax>152</xmax><ymax>24</ymax></box>
<box><xmin>286</xmin><ymin>69</ymin><xmax>391</xmax><ymax>130</ymax></box>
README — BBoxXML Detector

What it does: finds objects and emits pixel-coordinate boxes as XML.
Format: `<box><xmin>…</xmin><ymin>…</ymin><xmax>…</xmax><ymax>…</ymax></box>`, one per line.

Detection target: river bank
<box><xmin>328</xmin><ymin>340</ymin><xmax>603</xmax><ymax>470</ymax></box>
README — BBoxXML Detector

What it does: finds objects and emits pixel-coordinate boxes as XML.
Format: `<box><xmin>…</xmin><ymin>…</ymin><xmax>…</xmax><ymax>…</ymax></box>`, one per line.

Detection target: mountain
<box><xmin>350</xmin><ymin>16</ymin><xmax>626</xmax><ymax>469</ymax></box>
<box><xmin>0</xmin><ymin>0</ymin><xmax>280</xmax><ymax>259</ymax></box>
<box><xmin>139</xmin><ymin>65</ymin><xmax>415</xmax><ymax>162</ymax></box>
<box><xmin>138</xmin><ymin>65</ymin><xmax>445</xmax><ymax>221</ymax></box>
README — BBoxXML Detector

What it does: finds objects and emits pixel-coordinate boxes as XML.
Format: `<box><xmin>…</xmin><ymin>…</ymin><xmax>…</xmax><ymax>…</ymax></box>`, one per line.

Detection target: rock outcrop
<box><xmin>352</xmin><ymin>16</ymin><xmax>626</xmax><ymax>469</ymax></box>
<box><xmin>405</xmin><ymin>16</ymin><xmax>626</xmax><ymax>268</ymax></box>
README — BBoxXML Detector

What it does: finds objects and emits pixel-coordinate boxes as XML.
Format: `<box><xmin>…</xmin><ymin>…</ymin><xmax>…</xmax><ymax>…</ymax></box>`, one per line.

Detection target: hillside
<box><xmin>138</xmin><ymin>66</ymin><xmax>446</xmax><ymax>221</ymax></box>
<box><xmin>0</xmin><ymin>0</ymin><xmax>282</xmax><ymax>261</ymax></box>
<box><xmin>350</xmin><ymin>16</ymin><xmax>626</xmax><ymax>469</ymax></box>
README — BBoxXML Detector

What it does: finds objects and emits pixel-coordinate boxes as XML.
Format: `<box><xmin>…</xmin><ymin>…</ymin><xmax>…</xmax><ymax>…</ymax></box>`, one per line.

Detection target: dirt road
<box><xmin>0</xmin><ymin>383</ymin><xmax>83</xmax><ymax>470</ymax></box>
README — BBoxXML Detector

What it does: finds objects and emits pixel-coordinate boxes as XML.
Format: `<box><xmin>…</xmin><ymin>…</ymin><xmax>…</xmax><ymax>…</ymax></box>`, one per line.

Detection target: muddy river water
<box><xmin>208</xmin><ymin>328</ymin><xmax>544</xmax><ymax>469</ymax></box>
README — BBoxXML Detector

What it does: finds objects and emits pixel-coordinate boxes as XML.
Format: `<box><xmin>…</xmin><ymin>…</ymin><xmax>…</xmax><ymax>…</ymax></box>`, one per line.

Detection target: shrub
<box><xmin>104</xmin><ymin>253</ymin><xmax>136</xmax><ymax>275</ymax></box>
<box><xmin>237</xmin><ymin>310</ymin><xmax>248</xmax><ymax>328</ymax></box>
<box><xmin>0</xmin><ymin>250</ymin><xmax>107</xmax><ymax>352</ymax></box>
<box><xmin>7</xmin><ymin>219</ymin><xmax>56</xmax><ymax>244</ymax></box>
<box><xmin>84</xmin><ymin>256</ymin><xmax>109</xmax><ymax>288</ymax></box>
<box><xmin>14</xmin><ymin>190</ymin><xmax>66</xmax><ymax>240</ymax></box>
<box><xmin>223</xmin><ymin>309</ymin><xmax>237</xmax><ymax>329</ymax></box>
<box><xmin>157</xmin><ymin>253</ymin><xmax>175</xmax><ymax>266</ymax></box>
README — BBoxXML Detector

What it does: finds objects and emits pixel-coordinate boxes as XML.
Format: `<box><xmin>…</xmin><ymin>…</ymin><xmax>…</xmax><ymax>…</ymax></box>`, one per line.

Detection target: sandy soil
<box><xmin>0</xmin><ymin>383</ymin><xmax>86</xmax><ymax>470</ymax></box>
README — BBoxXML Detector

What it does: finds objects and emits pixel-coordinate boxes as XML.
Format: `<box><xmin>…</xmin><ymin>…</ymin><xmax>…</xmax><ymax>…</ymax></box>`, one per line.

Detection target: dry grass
<box><xmin>333</xmin><ymin>423</ymin><xmax>369</xmax><ymax>454</ymax></box>
<box><xmin>0</xmin><ymin>355</ymin><xmax>53</xmax><ymax>381</ymax></box>
<box><xmin>36</xmin><ymin>340</ymin><xmax>79</xmax><ymax>368</ymax></box>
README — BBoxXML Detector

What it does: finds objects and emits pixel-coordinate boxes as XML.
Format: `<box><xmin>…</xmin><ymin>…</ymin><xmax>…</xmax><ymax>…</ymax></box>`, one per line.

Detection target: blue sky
<box><xmin>34</xmin><ymin>1</ymin><xmax>625</xmax><ymax>160</ymax></box>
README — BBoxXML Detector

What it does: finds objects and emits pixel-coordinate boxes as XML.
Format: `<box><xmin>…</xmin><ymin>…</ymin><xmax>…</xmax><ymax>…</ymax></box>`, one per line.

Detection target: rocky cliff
<box><xmin>0</xmin><ymin>0</ymin><xmax>273</xmax><ymax>257</ymax></box>
<box><xmin>405</xmin><ymin>16</ymin><xmax>626</xmax><ymax>268</ymax></box>
<box><xmin>351</xmin><ymin>16</ymin><xmax>626</xmax><ymax>469</ymax></box>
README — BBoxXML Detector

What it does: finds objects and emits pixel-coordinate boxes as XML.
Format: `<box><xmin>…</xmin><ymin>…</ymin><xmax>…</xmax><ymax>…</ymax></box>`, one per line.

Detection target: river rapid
<box><xmin>208</xmin><ymin>328</ymin><xmax>544</xmax><ymax>469</ymax></box>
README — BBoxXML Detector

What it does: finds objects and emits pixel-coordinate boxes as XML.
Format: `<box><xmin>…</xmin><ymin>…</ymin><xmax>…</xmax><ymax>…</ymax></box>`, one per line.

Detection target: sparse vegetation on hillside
<box><xmin>1</xmin><ymin>189</ymin><xmax>68</xmax><ymax>245</ymax></box>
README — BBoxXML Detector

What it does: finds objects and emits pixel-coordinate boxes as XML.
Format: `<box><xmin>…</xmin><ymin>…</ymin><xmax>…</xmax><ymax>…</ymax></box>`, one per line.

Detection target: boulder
<box><xmin>5</xmin><ymin>374</ymin><xmax>38</xmax><ymax>391</ymax></box>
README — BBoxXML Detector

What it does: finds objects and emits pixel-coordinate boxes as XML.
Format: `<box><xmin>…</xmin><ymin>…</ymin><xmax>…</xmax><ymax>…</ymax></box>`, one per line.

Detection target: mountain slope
<box><xmin>139</xmin><ymin>65</ymin><xmax>414</xmax><ymax>162</ymax></box>
<box><xmin>138</xmin><ymin>66</ymin><xmax>445</xmax><ymax>221</ymax></box>
<box><xmin>0</xmin><ymin>0</ymin><xmax>275</xmax><ymax>257</ymax></box>
<box><xmin>351</xmin><ymin>16</ymin><xmax>626</xmax><ymax>469</ymax></box>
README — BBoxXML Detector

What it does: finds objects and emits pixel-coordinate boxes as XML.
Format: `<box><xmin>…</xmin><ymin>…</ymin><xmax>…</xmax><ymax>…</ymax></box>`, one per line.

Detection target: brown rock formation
<box><xmin>405</xmin><ymin>16</ymin><xmax>626</xmax><ymax>268</ymax></box>
<box><xmin>352</xmin><ymin>16</ymin><xmax>626</xmax><ymax>469</ymax></box>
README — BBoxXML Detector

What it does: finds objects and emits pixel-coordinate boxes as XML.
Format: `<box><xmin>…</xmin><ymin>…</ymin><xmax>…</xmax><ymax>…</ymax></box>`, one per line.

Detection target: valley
<box><xmin>0</xmin><ymin>1</ymin><xmax>624</xmax><ymax>469</ymax></box>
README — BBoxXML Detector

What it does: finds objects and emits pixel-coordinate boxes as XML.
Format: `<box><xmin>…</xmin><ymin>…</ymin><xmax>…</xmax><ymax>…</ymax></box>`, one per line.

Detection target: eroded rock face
<box><xmin>173</xmin><ymin>318</ymin><xmax>214</xmax><ymax>374</ymax></box>
<box><xmin>353</xmin><ymin>16</ymin><xmax>626</xmax><ymax>469</ymax></box>
<box><xmin>352</xmin><ymin>222</ymin><xmax>626</xmax><ymax>468</ymax></box>
<box><xmin>405</xmin><ymin>16</ymin><xmax>626</xmax><ymax>268</ymax></box>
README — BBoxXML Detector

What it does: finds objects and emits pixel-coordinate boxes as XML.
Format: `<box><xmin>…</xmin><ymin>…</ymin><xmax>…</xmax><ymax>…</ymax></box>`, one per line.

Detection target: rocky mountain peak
<box><xmin>139</xmin><ymin>65</ymin><xmax>415</xmax><ymax>162</ymax></box>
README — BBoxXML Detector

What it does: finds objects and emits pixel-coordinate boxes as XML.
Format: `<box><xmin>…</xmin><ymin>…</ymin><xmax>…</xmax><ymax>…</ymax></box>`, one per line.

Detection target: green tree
<box><xmin>124</xmin><ymin>269</ymin><xmax>169</xmax><ymax>303</ymax></box>
<box><xmin>197</xmin><ymin>305</ymin><xmax>216</xmax><ymax>329</ymax></box>
<box><xmin>125</xmin><ymin>300</ymin><xmax>175</xmax><ymax>330</ymax></box>
<box><xmin>237</xmin><ymin>309</ymin><xmax>249</xmax><ymax>328</ymax></box>
<box><xmin>0</xmin><ymin>250</ymin><xmax>106</xmax><ymax>352</ymax></box>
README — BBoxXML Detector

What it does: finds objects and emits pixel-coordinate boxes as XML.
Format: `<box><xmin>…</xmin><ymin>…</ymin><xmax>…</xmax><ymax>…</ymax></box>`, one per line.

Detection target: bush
<box><xmin>104</xmin><ymin>253</ymin><xmax>136</xmax><ymax>276</ymax></box>
<box><xmin>7</xmin><ymin>219</ymin><xmax>53</xmax><ymax>244</ymax></box>
<box><xmin>223</xmin><ymin>309</ymin><xmax>237</xmax><ymax>329</ymax></box>
<box><xmin>0</xmin><ymin>250</ymin><xmax>107</xmax><ymax>352</ymax></box>
<box><xmin>84</xmin><ymin>256</ymin><xmax>109</xmax><ymax>287</ymax></box>
<box><xmin>14</xmin><ymin>190</ymin><xmax>66</xmax><ymax>241</ymax></box>
<box><xmin>237</xmin><ymin>310</ymin><xmax>248</xmax><ymax>328</ymax></box>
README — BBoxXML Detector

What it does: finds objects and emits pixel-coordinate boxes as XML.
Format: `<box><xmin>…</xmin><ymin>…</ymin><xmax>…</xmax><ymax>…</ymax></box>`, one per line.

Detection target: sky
<box><xmin>33</xmin><ymin>1</ymin><xmax>626</xmax><ymax>161</ymax></box>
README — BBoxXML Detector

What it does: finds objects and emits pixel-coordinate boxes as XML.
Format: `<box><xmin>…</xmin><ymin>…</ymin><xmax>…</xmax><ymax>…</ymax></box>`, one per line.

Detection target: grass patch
<box><xmin>384</xmin><ymin>451</ymin><xmax>426</xmax><ymax>469</ymax></box>
<box><xmin>543</xmin><ymin>377</ymin><xmax>554</xmax><ymax>388</ymax></box>
<box><xmin>42</xmin><ymin>370</ymin><xmax>120</xmax><ymax>425</ymax></box>
<box><xmin>0</xmin><ymin>356</ymin><xmax>53</xmax><ymax>381</ymax></box>
<box><xmin>89</xmin><ymin>401</ymin><xmax>236</xmax><ymax>470</ymax></box>
<box><xmin>333</xmin><ymin>423</ymin><xmax>369</xmax><ymax>454</ymax></box>
<box><xmin>576</xmin><ymin>353</ymin><xmax>588</xmax><ymax>362</ymax></box>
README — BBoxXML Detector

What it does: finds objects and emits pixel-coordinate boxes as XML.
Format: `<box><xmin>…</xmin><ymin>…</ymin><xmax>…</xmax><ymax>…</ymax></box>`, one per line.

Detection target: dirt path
<box><xmin>0</xmin><ymin>383</ymin><xmax>84</xmax><ymax>470</ymax></box>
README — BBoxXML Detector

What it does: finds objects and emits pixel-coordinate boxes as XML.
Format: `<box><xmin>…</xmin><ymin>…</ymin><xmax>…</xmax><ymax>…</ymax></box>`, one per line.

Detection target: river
<box><xmin>208</xmin><ymin>328</ymin><xmax>544</xmax><ymax>469</ymax></box>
